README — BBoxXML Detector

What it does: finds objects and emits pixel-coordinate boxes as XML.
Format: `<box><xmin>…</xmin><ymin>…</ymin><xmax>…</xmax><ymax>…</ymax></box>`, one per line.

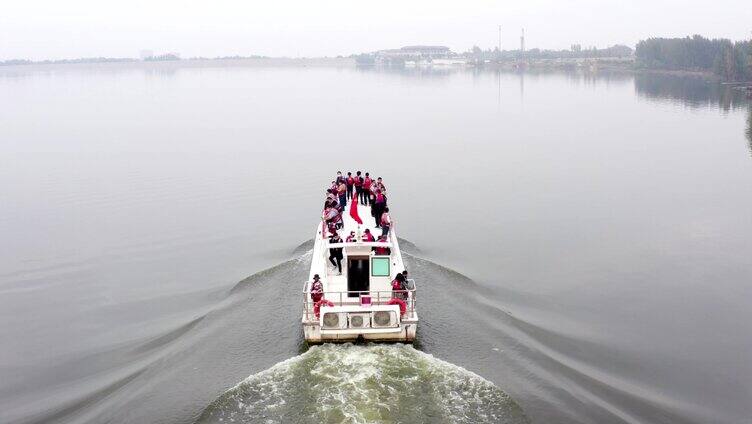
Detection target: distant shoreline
<box><xmin>0</xmin><ymin>57</ymin><xmax>356</xmax><ymax>68</ymax></box>
<box><xmin>0</xmin><ymin>56</ymin><xmax>731</xmax><ymax>84</ymax></box>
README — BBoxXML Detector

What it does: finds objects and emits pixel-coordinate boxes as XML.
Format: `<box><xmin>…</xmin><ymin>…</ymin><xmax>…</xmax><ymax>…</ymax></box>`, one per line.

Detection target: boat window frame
<box><xmin>371</xmin><ymin>257</ymin><xmax>390</xmax><ymax>277</ymax></box>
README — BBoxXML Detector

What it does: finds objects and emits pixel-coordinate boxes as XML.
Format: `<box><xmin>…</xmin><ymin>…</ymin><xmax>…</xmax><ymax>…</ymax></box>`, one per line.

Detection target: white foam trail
<box><xmin>197</xmin><ymin>344</ymin><xmax>529</xmax><ymax>424</ymax></box>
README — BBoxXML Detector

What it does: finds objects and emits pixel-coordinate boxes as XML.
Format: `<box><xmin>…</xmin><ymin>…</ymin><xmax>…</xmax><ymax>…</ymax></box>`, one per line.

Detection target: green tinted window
<box><xmin>371</xmin><ymin>257</ymin><xmax>390</xmax><ymax>277</ymax></box>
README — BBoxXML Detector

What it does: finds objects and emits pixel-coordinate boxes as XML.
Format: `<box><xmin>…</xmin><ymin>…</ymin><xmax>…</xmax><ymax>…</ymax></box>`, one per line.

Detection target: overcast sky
<box><xmin>1</xmin><ymin>0</ymin><xmax>751</xmax><ymax>60</ymax></box>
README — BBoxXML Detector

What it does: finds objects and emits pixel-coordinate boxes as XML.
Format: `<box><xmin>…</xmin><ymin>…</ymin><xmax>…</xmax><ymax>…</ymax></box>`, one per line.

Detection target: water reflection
<box><xmin>0</xmin><ymin>61</ymin><xmax>184</xmax><ymax>81</ymax></box>
<box><xmin>3</xmin><ymin>61</ymin><xmax>749</xmax><ymax>148</ymax></box>
<box><xmin>354</xmin><ymin>64</ymin><xmax>456</xmax><ymax>80</ymax></box>
<box><xmin>633</xmin><ymin>73</ymin><xmax>751</xmax><ymax>153</ymax></box>
<box><xmin>634</xmin><ymin>73</ymin><xmax>747</xmax><ymax>111</ymax></box>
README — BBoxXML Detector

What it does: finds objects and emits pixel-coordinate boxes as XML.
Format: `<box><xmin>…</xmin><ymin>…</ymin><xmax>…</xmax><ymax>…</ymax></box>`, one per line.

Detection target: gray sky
<box><xmin>2</xmin><ymin>0</ymin><xmax>751</xmax><ymax>60</ymax></box>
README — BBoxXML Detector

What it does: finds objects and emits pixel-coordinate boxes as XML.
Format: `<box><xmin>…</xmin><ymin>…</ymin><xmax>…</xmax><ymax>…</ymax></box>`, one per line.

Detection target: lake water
<box><xmin>1</xmin><ymin>61</ymin><xmax>751</xmax><ymax>424</ymax></box>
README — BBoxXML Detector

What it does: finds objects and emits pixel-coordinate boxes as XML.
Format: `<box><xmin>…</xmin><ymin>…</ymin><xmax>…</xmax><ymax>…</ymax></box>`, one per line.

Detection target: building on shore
<box><xmin>370</xmin><ymin>46</ymin><xmax>453</xmax><ymax>65</ymax></box>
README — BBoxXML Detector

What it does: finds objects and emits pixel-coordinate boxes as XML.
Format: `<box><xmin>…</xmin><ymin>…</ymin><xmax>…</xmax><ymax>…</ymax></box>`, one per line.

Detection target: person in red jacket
<box><xmin>373</xmin><ymin>235</ymin><xmax>391</xmax><ymax>255</ymax></box>
<box><xmin>323</xmin><ymin>204</ymin><xmax>342</xmax><ymax>232</ymax></box>
<box><xmin>361</xmin><ymin>228</ymin><xmax>375</xmax><ymax>242</ymax></box>
<box><xmin>346</xmin><ymin>172</ymin><xmax>354</xmax><ymax>198</ymax></box>
<box><xmin>391</xmin><ymin>273</ymin><xmax>406</xmax><ymax>300</ymax></box>
<box><xmin>362</xmin><ymin>173</ymin><xmax>373</xmax><ymax>206</ymax></box>
<box><xmin>376</xmin><ymin>177</ymin><xmax>386</xmax><ymax>194</ymax></box>
<box><xmin>373</xmin><ymin>189</ymin><xmax>386</xmax><ymax>228</ymax></box>
<box><xmin>310</xmin><ymin>274</ymin><xmax>323</xmax><ymax>304</ymax></box>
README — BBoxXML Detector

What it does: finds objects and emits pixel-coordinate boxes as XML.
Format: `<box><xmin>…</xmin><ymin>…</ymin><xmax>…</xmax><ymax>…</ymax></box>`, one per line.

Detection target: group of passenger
<box><xmin>324</xmin><ymin>171</ymin><xmax>392</xmax><ymax>238</ymax></box>
<box><xmin>323</xmin><ymin>190</ymin><xmax>342</xmax><ymax>237</ymax></box>
<box><xmin>310</xmin><ymin>173</ymin><xmax>411</xmax><ymax>310</ymax></box>
<box><xmin>321</xmin><ymin>171</ymin><xmax>395</xmax><ymax>275</ymax></box>
<box><xmin>333</xmin><ymin>171</ymin><xmax>387</xmax><ymax>206</ymax></box>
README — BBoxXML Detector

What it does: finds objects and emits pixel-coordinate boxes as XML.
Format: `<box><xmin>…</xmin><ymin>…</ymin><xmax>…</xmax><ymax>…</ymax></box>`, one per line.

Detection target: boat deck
<box><xmin>319</xmin><ymin>199</ymin><xmax>395</xmax><ymax>293</ymax></box>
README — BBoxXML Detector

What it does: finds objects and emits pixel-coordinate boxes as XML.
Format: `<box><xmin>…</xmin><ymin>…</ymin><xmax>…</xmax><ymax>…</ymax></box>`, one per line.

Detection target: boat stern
<box><xmin>302</xmin><ymin>304</ymin><xmax>418</xmax><ymax>343</ymax></box>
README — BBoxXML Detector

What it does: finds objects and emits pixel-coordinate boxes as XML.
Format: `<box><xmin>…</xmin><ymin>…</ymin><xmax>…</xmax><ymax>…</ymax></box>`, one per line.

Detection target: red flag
<box><xmin>349</xmin><ymin>192</ymin><xmax>363</xmax><ymax>224</ymax></box>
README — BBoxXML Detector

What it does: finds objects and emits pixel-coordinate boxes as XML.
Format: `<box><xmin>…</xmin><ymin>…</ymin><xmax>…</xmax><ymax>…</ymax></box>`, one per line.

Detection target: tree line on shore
<box><xmin>636</xmin><ymin>35</ymin><xmax>752</xmax><ymax>81</ymax></box>
<box><xmin>465</xmin><ymin>44</ymin><xmax>633</xmax><ymax>60</ymax></box>
<box><xmin>0</xmin><ymin>54</ymin><xmax>270</xmax><ymax>67</ymax></box>
<box><xmin>0</xmin><ymin>57</ymin><xmax>137</xmax><ymax>66</ymax></box>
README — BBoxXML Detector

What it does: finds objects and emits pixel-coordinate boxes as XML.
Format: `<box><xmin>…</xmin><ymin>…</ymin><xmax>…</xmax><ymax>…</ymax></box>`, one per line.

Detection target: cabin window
<box><xmin>371</xmin><ymin>257</ymin><xmax>390</xmax><ymax>277</ymax></box>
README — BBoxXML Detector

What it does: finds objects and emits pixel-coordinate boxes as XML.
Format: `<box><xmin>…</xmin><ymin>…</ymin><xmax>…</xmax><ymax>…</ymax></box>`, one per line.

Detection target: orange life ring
<box><xmin>387</xmin><ymin>298</ymin><xmax>407</xmax><ymax>316</ymax></box>
<box><xmin>314</xmin><ymin>299</ymin><xmax>335</xmax><ymax>318</ymax></box>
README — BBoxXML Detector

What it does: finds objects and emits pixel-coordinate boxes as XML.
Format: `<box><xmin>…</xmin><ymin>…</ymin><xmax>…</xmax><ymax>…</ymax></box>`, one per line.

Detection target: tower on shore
<box><xmin>520</xmin><ymin>28</ymin><xmax>525</xmax><ymax>52</ymax></box>
<box><xmin>498</xmin><ymin>25</ymin><xmax>502</xmax><ymax>51</ymax></box>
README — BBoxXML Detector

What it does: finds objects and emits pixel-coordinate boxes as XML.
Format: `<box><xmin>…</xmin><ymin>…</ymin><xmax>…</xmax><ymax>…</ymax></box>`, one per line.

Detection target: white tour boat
<box><xmin>302</xmin><ymin>185</ymin><xmax>418</xmax><ymax>343</ymax></box>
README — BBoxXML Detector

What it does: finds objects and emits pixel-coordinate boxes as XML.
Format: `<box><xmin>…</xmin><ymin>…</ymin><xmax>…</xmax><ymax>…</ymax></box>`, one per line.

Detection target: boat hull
<box><xmin>303</xmin><ymin>320</ymin><xmax>418</xmax><ymax>343</ymax></box>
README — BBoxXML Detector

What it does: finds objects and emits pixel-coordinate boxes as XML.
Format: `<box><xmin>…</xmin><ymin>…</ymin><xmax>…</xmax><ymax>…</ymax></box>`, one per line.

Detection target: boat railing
<box><xmin>302</xmin><ymin>279</ymin><xmax>417</xmax><ymax>322</ymax></box>
<box><xmin>323</xmin><ymin>241</ymin><xmax>394</xmax><ymax>248</ymax></box>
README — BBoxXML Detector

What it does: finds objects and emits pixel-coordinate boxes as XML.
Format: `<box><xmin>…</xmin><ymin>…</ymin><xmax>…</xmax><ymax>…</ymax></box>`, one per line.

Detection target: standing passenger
<box><xmin>346</xmin><ymin>172</ymin><xmax>354</xmax><ymax>198</ymax></box>
<box><xmin>380</xmin><ymin>207</ymin><xmax>392</xmax><ymax>237</ymax></box>
<box><xmin>362</xmin><ymin>173</ymin><xmax>372</xmax><ymax>205</ymax></box>
<box><xmin>370</xmin><ymin>181</ymin><xmax>378</xmax><ymax>223</ymax></box>
<box><xmin>310</xmin><ymin>274</ymin><xmax>323</xmax><ymax>304</ymax></box>
<box><xmin>329</xmin><ymin>181</ymin><xmax>338</xmax><ymax>200</ymax></box>
<box><xmin>376</xmin><ymin>177</ymin><xmax>386</xmax><ymax>194</ymax></box>
<box><xmin>337</xmin><ymin>180</ymin><xmax>347</xmax><ymax>208</ymax></box>
<box><xmin>328</xmin><ymin>232</ymin><xmax>344</xmax><ymax>275</ymax></box>
<box><xmin>369</xmin><ymin>181</ymin><xmax>379</xmax><ymax>209</ymax></box>
<box><xmin>373</xmin><ymin>189</ymin><xmax>386</xmax><ymax>229</ymax></box>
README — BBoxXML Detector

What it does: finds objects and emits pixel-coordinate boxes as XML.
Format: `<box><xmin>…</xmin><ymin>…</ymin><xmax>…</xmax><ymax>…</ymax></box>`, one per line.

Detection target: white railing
<box><xmin>324</xmin><ymin>241</ymin><xmax>394</xmax><ymax>248</ymax></box>
<box><xmin>302</xmin><ymin>279</ymin><xmax>417</xmax><ymax>322</ymax></box>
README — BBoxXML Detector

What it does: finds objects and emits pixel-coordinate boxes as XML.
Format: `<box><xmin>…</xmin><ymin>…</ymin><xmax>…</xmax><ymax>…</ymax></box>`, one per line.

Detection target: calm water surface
<box><xmin>0</xmin><ymin>62</ymin><xmax>751</xmax><ymax>424</ymax></box>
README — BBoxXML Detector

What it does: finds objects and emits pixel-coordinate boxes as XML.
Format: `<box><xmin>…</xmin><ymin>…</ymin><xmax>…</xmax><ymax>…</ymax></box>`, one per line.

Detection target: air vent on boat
<box><xmin>321</xmin><ymin>312</ymin><xmax>346</xmax><ymax>329</ymax></box>
<box><xmin>372</xmin><ymin>310</ymin><xmax>398</xmax><ymax>328</ymax></box>
<box><xmin>348</xmin><ymin>313</ymin><xmax>371</xmax><ymax>328</ymax></box>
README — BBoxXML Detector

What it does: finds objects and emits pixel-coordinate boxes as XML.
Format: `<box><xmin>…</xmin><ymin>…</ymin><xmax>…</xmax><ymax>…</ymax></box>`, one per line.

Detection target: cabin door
<box><xmin>347</xmin><ymin>256</ymin><xmax>369</xmax><ymax>297</ymax></box>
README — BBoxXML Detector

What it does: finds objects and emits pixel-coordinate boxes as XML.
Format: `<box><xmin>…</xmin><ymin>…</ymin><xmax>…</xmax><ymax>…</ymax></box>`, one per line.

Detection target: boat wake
<box><xmin>8</xmin><ymin>239</ymin><xmax>535</xmax><ymax>424</ymax></box>
<box><xmin>196</xmin><ymin>343</ymin><xmax>529</xmax><ymax>424</ymax></box>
